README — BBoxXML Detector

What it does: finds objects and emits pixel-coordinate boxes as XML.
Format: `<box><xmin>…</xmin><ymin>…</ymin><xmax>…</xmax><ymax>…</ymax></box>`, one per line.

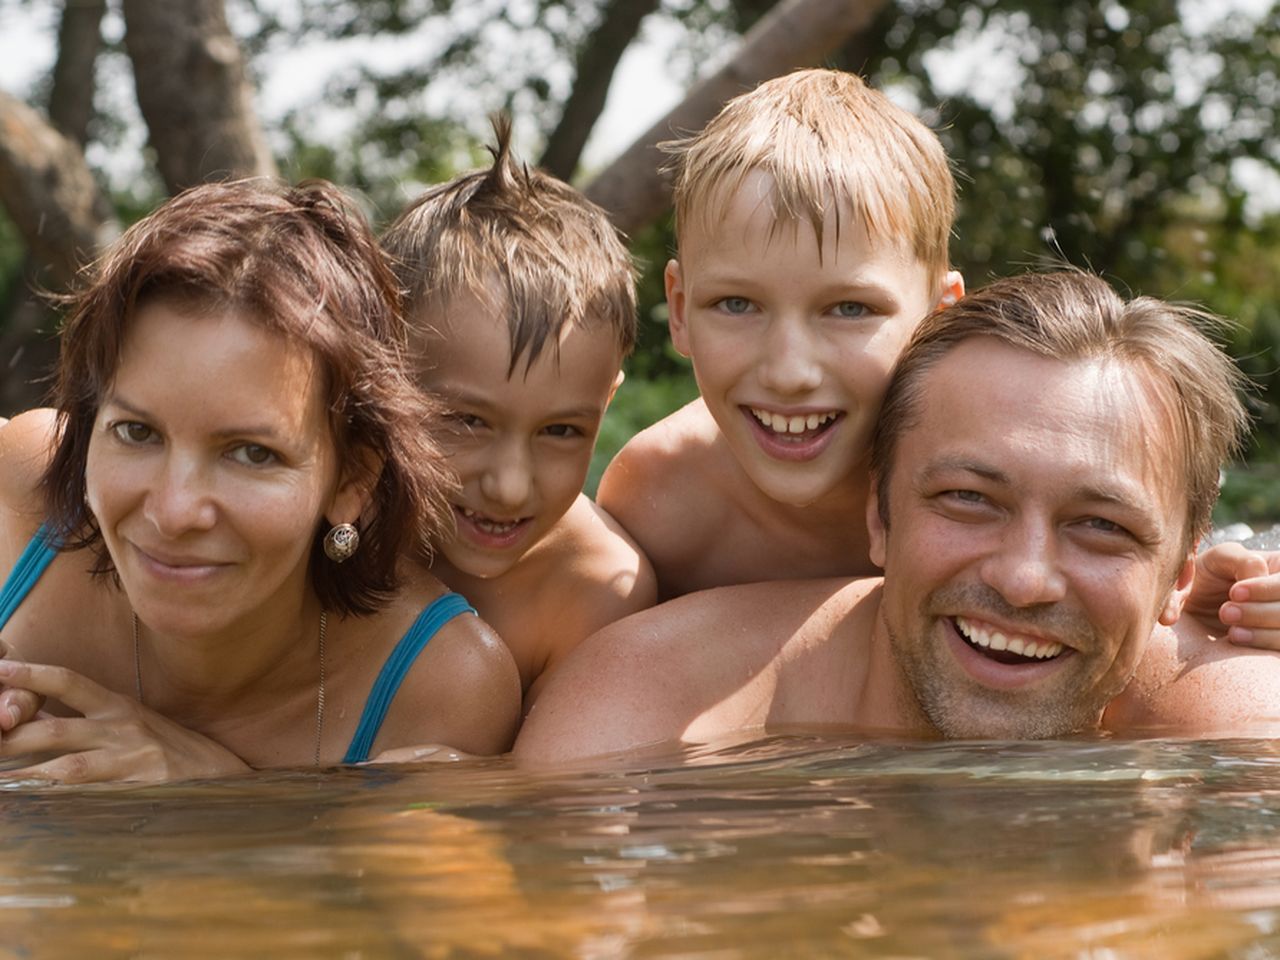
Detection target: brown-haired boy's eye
<box><xmin>543</xmin><ymin>424</ymin><xmax>583</xmax><ymax>439</ymax></box>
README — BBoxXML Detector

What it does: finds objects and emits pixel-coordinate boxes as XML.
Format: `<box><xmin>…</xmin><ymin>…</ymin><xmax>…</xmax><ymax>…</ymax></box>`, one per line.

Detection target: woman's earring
<box><xmin>323</xmin><ymin>523</ymin><xmax>360</xmax><ymax>563</ymax></box>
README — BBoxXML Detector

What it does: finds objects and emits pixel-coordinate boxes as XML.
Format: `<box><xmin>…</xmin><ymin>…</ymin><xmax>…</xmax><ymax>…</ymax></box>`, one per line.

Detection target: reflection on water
<box><xmin>2</xmin><ymin>736</ymin><xmax>1280</xmax><ymax>957</ymax></box>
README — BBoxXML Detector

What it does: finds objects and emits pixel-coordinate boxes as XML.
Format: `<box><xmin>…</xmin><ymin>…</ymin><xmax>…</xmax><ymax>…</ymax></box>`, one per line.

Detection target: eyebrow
<box><xmin>436</xmin><ymin>389</ymin><xmax>602</xmax><ymax>423</ymax></box>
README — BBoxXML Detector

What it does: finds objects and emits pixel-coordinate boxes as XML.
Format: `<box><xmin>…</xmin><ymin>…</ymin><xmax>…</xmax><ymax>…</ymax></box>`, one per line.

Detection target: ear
<box><xmin>1157</xmin><ymin>550</ymin><xmax>1197</xmax><ymax>626</ymax></box>
<box><xmin>867</xmin><ymin>479</ymin><xmax>888</xmax><ymax>569</ymax></box>
<box><xmin>936</xmin><ymin>270</ymin><xmax>965</xmax><ymax>310</ymax></box>
<box><xmin>606</xmin><ymin>369</ymin><xmax>625</xmax><ymax>406</ymax></box>
<box><xmin>665</xmin><ymin>259</ymin><xmax>692</xmax><ymax>358</ymax></box>
<box><xmin>326</xmin><ymin>444</ymin><xmax>384</xmax><ymax>529</ymax></box>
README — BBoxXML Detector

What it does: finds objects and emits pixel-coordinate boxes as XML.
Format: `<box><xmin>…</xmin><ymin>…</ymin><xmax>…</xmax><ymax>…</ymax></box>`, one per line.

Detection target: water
<box><xmin>2</xmin><ymin>736</ymin><xmax>1280</xmax><ymax>958</ymax></box>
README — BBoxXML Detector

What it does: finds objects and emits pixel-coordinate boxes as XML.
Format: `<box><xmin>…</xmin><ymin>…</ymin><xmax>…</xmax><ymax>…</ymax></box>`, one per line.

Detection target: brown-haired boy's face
<box><xmin>415</xmin><ymin>286</ymin><xmax>623</xmax><ymax>579</ymax></box>
<box><xmin>667</xmin><ymin>171</ymin><xmax>958</xmax><ymax>509</ymax></box>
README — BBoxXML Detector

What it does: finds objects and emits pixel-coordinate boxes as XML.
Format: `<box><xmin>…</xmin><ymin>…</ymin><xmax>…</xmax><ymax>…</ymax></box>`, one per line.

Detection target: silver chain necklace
<box><xmin>132</xmin><ymin>610</ymin><xmax>327</xmax><ymax>766</ymax></box>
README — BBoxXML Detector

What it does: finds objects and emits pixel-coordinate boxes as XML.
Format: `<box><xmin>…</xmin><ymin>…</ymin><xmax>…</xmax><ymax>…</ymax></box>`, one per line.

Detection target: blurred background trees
<box><xmin>2</xmin><ymin>0</ymin><xmax>1278</xmax><ymax>518</ymax></box>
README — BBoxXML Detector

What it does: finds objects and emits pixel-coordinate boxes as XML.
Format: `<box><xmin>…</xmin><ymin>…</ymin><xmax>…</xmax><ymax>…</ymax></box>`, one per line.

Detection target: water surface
<box><xmin>3</xmin><ymin>736</ymin><xmax>1280</xmax><ymax>958</ymax></box>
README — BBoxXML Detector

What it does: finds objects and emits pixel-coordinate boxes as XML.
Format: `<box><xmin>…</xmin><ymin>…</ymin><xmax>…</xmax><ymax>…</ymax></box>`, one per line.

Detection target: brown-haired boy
<box><xmin>598</xmin><ymin>69</ymin><xmax>964</xmax><ymax>599</ymax></box>
<box><xmin>382</xmin><ymin>120</ymin><xmax>655</xmax><ymax>710</ymax></box>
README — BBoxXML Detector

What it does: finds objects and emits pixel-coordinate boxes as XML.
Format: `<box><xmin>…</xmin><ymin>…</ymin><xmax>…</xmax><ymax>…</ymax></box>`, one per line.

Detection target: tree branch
<box><xmin>583</xmin><ymin>0</ymin><xmax>891</xmax><ymax>235</ymax></box>
<box><xmin>538</xmin><ymin>0</ymin><xmax>663</xmax><ymax>180</ymax></box>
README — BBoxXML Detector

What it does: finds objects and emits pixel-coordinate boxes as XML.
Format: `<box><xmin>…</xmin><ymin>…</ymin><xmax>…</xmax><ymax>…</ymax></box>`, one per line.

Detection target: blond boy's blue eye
<box><xmin>833</xmin><ymin>302</ymin><xmax>869</xmax><ymax>319</ymax></box>
<box><xmin>717</xmin><ymin>297</ymin><xmax>753</xmax><ymax>314</ymax></box>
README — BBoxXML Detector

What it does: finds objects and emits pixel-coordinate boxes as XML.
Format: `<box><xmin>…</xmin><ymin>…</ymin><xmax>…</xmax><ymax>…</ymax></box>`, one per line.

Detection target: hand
<box><xmin>368</xmin><ymin>743</ymin><xmax>472</xmax><ymax>764</ymax></box>
<box><xmin>0</xmin><ymin>659</ymin><xmax>251</xmax><ymax>783</ymax></box>
<box><xmin>1186</xmin><ymin>542</ymin><xmax>1280</xmax><ymax>649</ymax></box>
<box><xmin>0</xmin><ymin>639</ymin><xmax>43</xmax><ymax>737</ymax></box>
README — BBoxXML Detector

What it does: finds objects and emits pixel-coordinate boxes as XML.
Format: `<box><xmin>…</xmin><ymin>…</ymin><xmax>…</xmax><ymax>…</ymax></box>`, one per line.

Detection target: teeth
<box><xmin>955</xmin><ymin>617</ymin><xmax>1064</xmax><ymax>661</ymax></box>
<box><xmin>750</xmin><ymin>408</ymin><xmax>838</xmax><ymax>435</ymax></box>
<box><xmin>460</xmin><ymin>507</ymin><xmax>521</xmax><ymax>534</ymax></box>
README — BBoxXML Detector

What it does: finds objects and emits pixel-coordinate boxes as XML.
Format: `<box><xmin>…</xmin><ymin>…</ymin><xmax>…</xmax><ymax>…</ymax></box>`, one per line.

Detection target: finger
<box><xmin>1226</xmin><ymin>624</ymin><xmax>1280</xmax><ymax>652</ymax></box>
<box><xmin>0</xmin><ymin>687</ymin><xmax>43</xmax><ymax>731</ymax></box>
<box><xmin>0</xmin><ymin>661</ymin><xmax>123</xmax><ymax>716</ymax></box>
<box><xmin>2</xmin><ymin>749</ymin><xmax>117</xmax><ymax>785</ymax></box>
<box><xmin>1199</xmin><ymin>542</ymin><xmax>1268</xmax><ymax>584</ymax></box>
<box><xmin>0</xmin><ymin>715</ymin><xmax>105</xmax><ymax>758</ymax></box>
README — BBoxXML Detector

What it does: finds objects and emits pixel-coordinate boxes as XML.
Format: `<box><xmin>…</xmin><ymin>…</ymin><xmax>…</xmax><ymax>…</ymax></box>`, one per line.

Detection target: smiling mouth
<box><xmin>747</xmin><ymin>407</ymin><xmax>841</xmax><ymax>442</ymax></box>
<box><xmin>456</xmin><ymin>506</ymin><xmax>529</xmax><ymax>536</ymax></box>
<box><xmin>954</xmin><ymin>616</ymin><xmax>1067</xmax><ymax>664</ymax></box>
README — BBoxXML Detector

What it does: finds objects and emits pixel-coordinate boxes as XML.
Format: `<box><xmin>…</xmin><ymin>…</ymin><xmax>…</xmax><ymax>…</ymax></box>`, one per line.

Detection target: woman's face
<box><xmin>85</xmin><ymin>301</ymin><xmax>351</xmax><ymax>638</ymax></box>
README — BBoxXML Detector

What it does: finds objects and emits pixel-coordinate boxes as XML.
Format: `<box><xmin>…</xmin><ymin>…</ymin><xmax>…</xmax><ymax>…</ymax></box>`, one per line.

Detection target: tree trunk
<box><xmin>121</xmin><ymin>0</ymin><xmax>276</xmax><ymax>193</ymax></box>
<box><xmin>539</xmin><ymin>0</ymin><xmax>663</xmax><ymax>181</ymax></box>
<box><xmin>49</xmin><ymin>0</ymin><xmax>107</xmax><ymax>145</ymax></box>
<box><xmin>584</xmin><ymin>0</ymin><xmax>891</xmax><ymax>236</ymax></box>
<box><xmin>0</xmin><ymin>94</ymin><xmax>117</xmax><ymax>413</ymax></box>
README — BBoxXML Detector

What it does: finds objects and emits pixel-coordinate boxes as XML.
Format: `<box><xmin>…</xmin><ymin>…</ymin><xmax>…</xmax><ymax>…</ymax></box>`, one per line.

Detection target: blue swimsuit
<box><xmin>0</xmin><ymin>528</ymin><xmax>475</xmax><ymax>764</ymax></box>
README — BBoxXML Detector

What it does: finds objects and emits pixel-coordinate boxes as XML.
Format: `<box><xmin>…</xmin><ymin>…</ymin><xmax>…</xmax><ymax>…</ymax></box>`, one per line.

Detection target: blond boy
<box><xmin>382</xmin><ymin>121</ymin><xmax>656</xmax><ymax>709</ymax></box>
<box><xmin>598</xmin><ymin>70</ymin><xmax>964</xmax><ymax>599</ymax></box>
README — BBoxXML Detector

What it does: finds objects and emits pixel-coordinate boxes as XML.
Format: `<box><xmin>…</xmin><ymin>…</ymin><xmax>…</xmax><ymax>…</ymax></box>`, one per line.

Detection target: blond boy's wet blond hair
<box><xmin>665</xmin><ymin>69</ymin><xmax>955</xmax><ymax>284</ymax></box>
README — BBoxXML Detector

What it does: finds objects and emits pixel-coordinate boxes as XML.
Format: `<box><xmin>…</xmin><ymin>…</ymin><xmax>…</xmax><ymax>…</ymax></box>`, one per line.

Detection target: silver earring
<box><xmin>323</xmin><ymin>523</ymin><xmax>360</xmax><ymax>563</ymax></box>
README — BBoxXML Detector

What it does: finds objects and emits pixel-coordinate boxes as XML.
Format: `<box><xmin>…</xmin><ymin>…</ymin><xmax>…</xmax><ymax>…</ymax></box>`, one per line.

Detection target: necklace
<box><xmin>132</xmin><ymin>610</ymin><xmax>327</xmax><ymax>766</ymax></box>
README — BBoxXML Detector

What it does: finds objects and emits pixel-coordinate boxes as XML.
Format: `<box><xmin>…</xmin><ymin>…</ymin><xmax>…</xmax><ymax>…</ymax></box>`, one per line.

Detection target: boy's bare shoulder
<box><xmin>513</xmin><ymin>578</ymin><xmax>875</xmax><ymax>765</ymax></box>
<box><xmin>512</xmin><ymin>494</ymin><xmax>657</xmax><ymax>704</ymax></box>
<box><xmin>598</xmin><ymin>399</ymin><xmax>743</xmax><ymax>596</ymax></box>
<box><xmin>1105</xmin><ymin>623</ymin><xmax>1280</xmax><ymax>737</ymax></box>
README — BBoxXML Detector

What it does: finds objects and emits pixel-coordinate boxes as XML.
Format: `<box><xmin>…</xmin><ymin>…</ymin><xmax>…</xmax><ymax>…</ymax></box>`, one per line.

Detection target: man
<box><xmin>514</xmin><ymin>271</ymin><xmax>1280</xmax><ymax>765</ymax></box>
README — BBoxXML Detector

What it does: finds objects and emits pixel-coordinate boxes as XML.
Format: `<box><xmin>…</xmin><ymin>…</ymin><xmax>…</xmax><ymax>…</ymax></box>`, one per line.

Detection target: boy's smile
<box><xmin>415</xmin><ymin>285</ymin><xmax>623</xmax><ymax>580</ymax></box>
<box><xmin>666</xmin><ymin>170</ymin><xmax>950</xmax><ymax>509</ymax></box>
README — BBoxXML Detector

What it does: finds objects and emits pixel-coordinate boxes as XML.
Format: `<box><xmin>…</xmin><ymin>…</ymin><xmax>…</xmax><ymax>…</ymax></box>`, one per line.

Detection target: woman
<box><xmin>0</xmin><ymin>179</ymin><xmax>521</xmax><ymax>781</ymax></box>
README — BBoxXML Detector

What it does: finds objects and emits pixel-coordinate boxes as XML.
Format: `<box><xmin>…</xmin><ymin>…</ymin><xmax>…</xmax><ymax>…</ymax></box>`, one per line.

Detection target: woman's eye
<box><xmin>112</xmin><ymin>422</ymin><xmax>155</xmax><ymax>444</ymax></box>
<box><xmin>716</xmin><ymin>297</ymin><xmax>754</xmax><ymax>315</ymax></box>
<box><xmin>833</xmin><ymin>301</ymin><xmax>869</xmax><ymax>319</ymax></box>
<box><xmin>447</xmin><ymin>412</ymin><xmax>485</xmax><ymax>430</ymax></box>
<box><xmin>230</xmin><ymin>444</ymin><xmax>277</xmax><ymax>467</ymax></box>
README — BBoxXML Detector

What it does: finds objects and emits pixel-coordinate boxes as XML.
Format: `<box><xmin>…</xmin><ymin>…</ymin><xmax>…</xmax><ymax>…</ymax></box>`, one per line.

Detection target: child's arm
<box><xmin>1183</xmin><ymin>541</ymin><xmax>1280</xmax><ymax>649</ymax></box>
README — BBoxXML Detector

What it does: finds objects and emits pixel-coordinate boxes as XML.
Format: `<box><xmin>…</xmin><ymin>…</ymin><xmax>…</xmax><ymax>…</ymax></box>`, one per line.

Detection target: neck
<box><xmin>132</xmin><ymin>593</ymin><xmax>323</xmax><ymax>716</ymax></box>
<box><xmin>851</xmin><ymin>588</ymin><xmax>938</xmax><ymax>737</ymax></box>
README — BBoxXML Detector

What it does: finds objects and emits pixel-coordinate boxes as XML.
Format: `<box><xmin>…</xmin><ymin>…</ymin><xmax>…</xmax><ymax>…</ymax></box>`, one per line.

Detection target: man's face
<box><xmin>869</xmin><ymin>338</ymin><xmax>1195</xmax><ymax>738</ymax></box>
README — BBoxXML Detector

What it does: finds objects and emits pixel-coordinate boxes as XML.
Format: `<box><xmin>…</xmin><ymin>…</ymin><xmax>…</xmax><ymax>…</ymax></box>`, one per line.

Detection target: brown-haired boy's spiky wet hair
<box><xmin>382</xmin><ymin>117</ymin><xmax>637</xmax><ymax>377</ymax></box>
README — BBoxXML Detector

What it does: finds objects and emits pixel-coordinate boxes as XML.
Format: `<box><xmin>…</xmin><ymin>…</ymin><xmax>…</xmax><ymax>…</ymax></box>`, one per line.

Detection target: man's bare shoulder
<box><xmin>1104</xmin><ymin>622</ymin><xmax>1280</xmax><ymax>736</ymax></box>
<box><xmin>512</xmin><ymin>577</ymin><xmax>877</xmax><ymax>765</ymax></box>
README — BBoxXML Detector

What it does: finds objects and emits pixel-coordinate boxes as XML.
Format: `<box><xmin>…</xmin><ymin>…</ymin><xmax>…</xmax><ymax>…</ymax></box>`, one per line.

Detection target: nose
<box><xmin>980</xmin><ymin>520</ymin><xmax>1068</xmax><ymax>608</ymax></box>
<box><xmin>143</xmin><ymin>455</ymin><xmax>217</xmax><ymax>537</ymax></box>
<box><xmin>756</xmin><ymin>316</ymin><xmax>822</xmax><ymax>396</ymax></box>
<box><xmin>478</xmin><ymin>441</ymin><xmax>533</xmax><ymax>512</ymax></box>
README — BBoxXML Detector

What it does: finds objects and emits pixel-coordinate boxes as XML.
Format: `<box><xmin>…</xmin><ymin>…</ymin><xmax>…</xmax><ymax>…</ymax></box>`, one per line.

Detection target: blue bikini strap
<box><xmin>341</xmin><ymin>592</ymin><xmax>477</xmax><ymax>764</ymax></box>
<box><xmin>0</xmin><ymin>525</ymin><xmax>59</xmax><ymax>630</ymax></box>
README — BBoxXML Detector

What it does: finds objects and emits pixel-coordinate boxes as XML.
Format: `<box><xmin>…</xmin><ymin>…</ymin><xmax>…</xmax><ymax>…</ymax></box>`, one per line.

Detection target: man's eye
<box><xmin>949</xmin><ymin>489</ymin><xmax>985</xmax><ymax>504</ymax></box>
<box><xmin>716</xmin><ymin>297</ymin><xmax>754</xmax><ymax>315</ymax></box>
<box><xmin>112</xmin><ymin>422</ymin><xmax>155</xmax><ymax>444</ymax></box>
<box><xmin>1082</xmin><ymin>516</ymin><xmax>1125</xmax><ymax>535</ymax></box>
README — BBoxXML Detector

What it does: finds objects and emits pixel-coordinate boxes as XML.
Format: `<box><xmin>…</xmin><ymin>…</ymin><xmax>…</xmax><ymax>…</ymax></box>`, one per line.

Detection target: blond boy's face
<box><xmin>415</xmin><ymin>287</ymin><xmax>623</xmax><ymax>579</ymax></box>
<box><xmin>667</xmin><ymin>170</ymin><xmax>955</xmax><ymax>508</ymax></box>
